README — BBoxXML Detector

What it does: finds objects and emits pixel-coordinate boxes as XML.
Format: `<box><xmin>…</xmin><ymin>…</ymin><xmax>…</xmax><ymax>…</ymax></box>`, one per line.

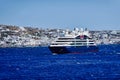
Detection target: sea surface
<box><xmin>0</xmin><ymin>44</ymin><xmax>120</xmax><ymax>80</ymax></box>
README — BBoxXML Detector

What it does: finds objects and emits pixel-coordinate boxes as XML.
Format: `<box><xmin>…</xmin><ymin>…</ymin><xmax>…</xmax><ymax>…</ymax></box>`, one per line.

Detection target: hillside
<box><xmin>0</xmin><ymin>24</ymin><xmax>120</xmax><ymax>47</ymax></box>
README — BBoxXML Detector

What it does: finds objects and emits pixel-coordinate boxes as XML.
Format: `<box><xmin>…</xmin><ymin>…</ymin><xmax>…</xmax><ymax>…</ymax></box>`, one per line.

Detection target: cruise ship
<box><xmin>48</xmin><ymin>28</ymin><xmax>98</xmax><ymax>54</ymax></box>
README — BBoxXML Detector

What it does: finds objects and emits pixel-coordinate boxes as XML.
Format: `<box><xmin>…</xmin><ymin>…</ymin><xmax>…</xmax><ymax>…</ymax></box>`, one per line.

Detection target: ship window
<box><xmin>58</xmin><ymin>38</ymin><xmax>74</xmax><ymax>40</ymax></box>
<box><xmin>75</xmin><ymin>41</ymin><xmax>87</xmax><ymax>42</ymax></box>
<box><xmin>89</xmin><ymin>43</ymin><xmax>94</xmax><ymax>44</ymax></box>
<box><xmin>71</xmin><ymin>43</ymin><xmax>82</xmax><ymax>45</ymax></box>
<box><xmin>76</xmin><ymin>43</ymin><xmax>82</xmax><ymax>45</ymax></box>
<box><xmin>56</xmin><ymin>41</ymin><xmax>72</xmax><ymax>42</ymax></box>
<box><xmin>82</xmin><ymin>43</ymin><xmax>87</xmax><ymax>45</ymax></box>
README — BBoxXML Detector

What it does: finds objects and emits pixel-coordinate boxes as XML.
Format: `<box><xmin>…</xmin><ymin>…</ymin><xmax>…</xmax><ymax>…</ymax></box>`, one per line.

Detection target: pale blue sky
<box><xmin>0</xmin><ymin>0</ymin><xmax>120</xmax><ymax>30</ymax></box>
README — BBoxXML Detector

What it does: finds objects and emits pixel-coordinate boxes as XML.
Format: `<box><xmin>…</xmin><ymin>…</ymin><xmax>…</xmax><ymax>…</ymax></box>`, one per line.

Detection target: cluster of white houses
<box><xmin>0</xmin><ymin>25</ymin><xmax>120</xmax><ymax>47</ymax></box>
<box><xmin>0</xmin><ymin>25</ymin><xmax>44</xmax><ymax>47</ymax></box>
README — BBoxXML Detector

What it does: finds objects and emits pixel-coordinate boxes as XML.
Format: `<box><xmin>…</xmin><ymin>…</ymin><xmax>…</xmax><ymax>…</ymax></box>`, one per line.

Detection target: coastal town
<box><xmin>0</xmin><ymin>24</ymin><xmax>120</xmax><ymax>47</ymax></box>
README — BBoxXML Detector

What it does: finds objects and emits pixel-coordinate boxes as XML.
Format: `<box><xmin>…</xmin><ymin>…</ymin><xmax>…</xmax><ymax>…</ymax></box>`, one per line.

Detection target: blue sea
<box><xmin>0</xmin><ymin>44</ymin><xmax>120</xmax><ymax>80</ymax></box>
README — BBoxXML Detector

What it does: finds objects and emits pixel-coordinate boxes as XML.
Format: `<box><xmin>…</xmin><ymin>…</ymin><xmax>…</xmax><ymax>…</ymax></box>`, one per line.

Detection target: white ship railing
<box><xmin>50</xmin><ymin>44</ymin><xmax>96</xmax><ymax>47</ymax></box>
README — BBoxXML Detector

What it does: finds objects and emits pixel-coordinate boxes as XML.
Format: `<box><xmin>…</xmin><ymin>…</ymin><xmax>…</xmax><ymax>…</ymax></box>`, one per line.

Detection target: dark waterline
<box><xmin>0</xmin><ymin>44</ymin><xmax>120</xmax><ymax>79</ymax></box>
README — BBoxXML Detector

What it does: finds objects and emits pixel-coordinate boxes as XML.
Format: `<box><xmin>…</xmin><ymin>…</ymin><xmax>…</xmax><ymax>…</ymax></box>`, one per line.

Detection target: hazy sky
<box><xmin>0</xmin><ymin>0</ymin><xmax>120</xmax><ymax>30</ymax></box>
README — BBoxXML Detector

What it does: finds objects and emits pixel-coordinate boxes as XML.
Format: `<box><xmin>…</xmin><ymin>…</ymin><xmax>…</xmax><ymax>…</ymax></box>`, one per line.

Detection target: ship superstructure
<box><xmin>49</xmin><ymin>28</ymin><xmax>98</xmax><ymax>54</ymax></box>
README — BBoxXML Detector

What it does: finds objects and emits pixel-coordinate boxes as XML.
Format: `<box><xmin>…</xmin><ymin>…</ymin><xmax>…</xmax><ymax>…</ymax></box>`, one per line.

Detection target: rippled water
<box><xmin>0</xmin><ymin>44</ymin><xmax>120</xmax><ymax>80</ymax></box>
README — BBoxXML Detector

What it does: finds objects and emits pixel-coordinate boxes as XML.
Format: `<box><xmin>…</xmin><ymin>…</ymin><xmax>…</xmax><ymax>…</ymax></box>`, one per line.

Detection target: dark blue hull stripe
<box><xmin>48</xmin><ymin>46</ymin><xmax>98</xmax><ymax>54</ymax></box>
